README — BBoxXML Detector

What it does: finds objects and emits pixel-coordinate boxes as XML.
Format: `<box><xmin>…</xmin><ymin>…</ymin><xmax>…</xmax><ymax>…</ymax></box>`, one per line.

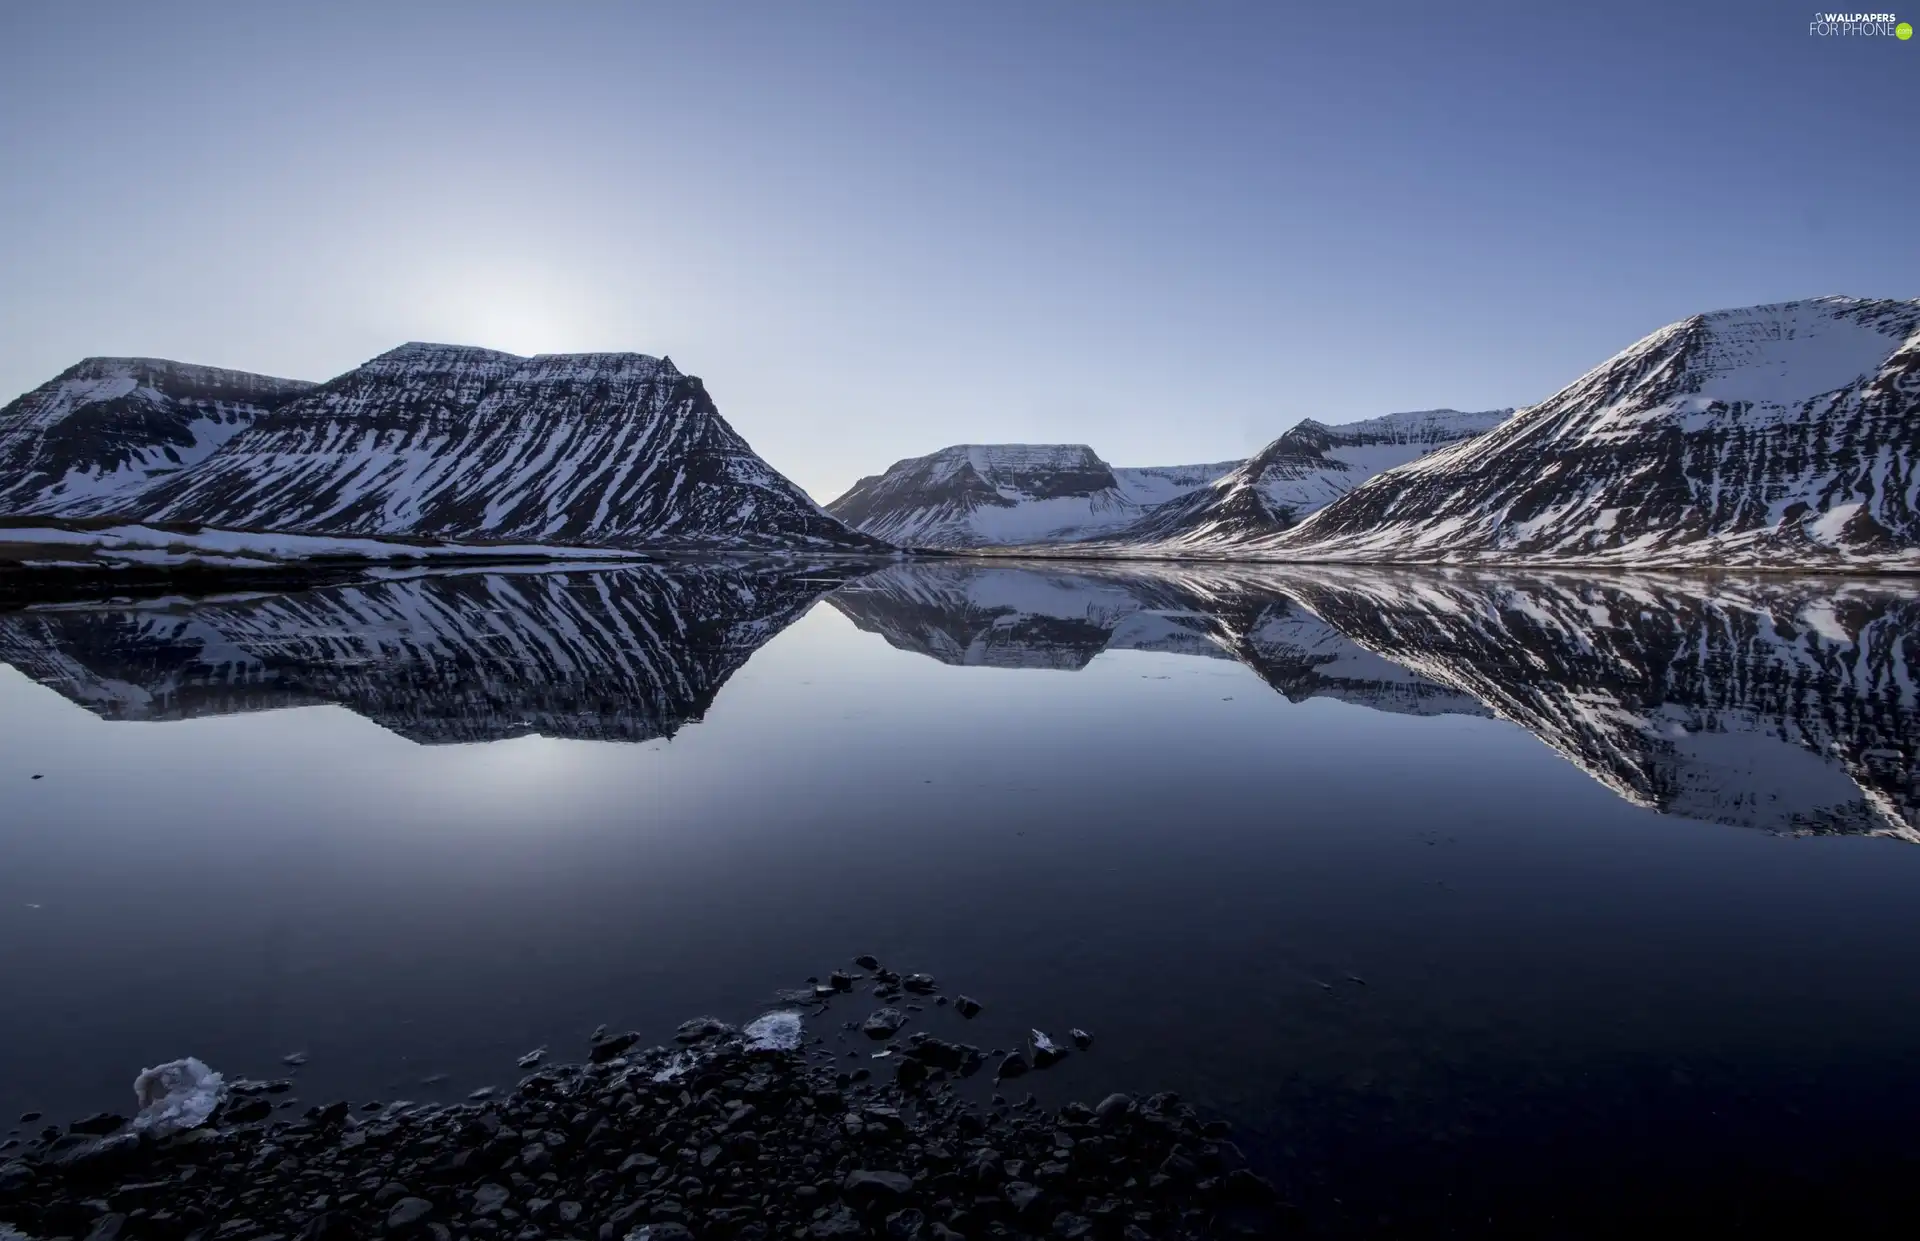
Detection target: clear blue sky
<box><xmin>2</xmin><ymin>1</ymin><xmax>1914</xmax><ymax>502</ymax></box>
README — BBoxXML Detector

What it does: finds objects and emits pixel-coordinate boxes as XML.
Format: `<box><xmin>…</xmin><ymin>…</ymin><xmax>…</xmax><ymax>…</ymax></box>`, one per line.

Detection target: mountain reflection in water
<box><xmin>4</xmin><ymin>559</ymin><xmax>1912</xmax><ymax>838</ymax></box>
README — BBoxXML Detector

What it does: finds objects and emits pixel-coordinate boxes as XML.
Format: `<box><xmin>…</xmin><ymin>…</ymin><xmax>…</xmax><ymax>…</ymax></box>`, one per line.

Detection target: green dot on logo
<box><xmin>1899</xmin><ymin>20</ymin><xmax>1914</xmax><ymax>38</ymax></box>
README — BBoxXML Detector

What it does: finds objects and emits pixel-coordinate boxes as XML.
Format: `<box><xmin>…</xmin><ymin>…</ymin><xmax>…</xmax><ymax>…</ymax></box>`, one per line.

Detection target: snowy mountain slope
<box><xmin>825</xmin><ymin>444</ymin><xmax>1237</xmax><ymax>548</ymax></box>
<box><xmin>0</xmin><ymin>358</ymin><xmax>315</xmax><ymax>516</ymax></box>
<box><xmin>1095</xmin><ymin>409</ymin><xmax>1510</xmax><ymax>552</ymax></box>
<box><xmin>127</xmin><ymin>343</ymin><xmax>886</xmax><ymax>552</ymax></box>
<box><xmin>0</xmin><ymin>560</ymin><xmax>857</xmax><ymax>743</ymax></box>
<box><xmin>1265</xmin><ymin>297</ymin><xmax>1920</xmax><ymax>568</ymax></box>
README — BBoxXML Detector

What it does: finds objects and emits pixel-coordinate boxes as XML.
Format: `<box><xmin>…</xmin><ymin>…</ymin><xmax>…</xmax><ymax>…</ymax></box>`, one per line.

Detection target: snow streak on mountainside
<box><xmin>1269</xmin><ymin>297</ymin><xmax>1920</xmax><ymax>568</ymax></box>
<box><xmin>129</xmin><ymin>344</ymin><xmax>885</xmax><ymax>551</ymax></box>
<box><xmin>1095</xmin><ymin>409</ymin><xmax>1510</xmax><ymax>552</ymax></box>
<box><xmin>826</xmin><ymin>444</ymin><xmax>1237</xmax><ymax>548</ymax></box>
<box><xmin>0</xmin><ymin>562</ymin><xmax>859</xmax><ymax>743</ymax></box>
<box><xmin>0</xmin><ymin>358</ymin><xmax>314</xmax><ymax>516</ymax></box>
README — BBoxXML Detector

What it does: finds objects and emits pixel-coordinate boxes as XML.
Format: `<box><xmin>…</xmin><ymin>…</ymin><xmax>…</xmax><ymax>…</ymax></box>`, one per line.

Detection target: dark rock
<box><xmin>68</xmin><ymin>1112</ymin><xmax>126</xmax><ymax>1136</ymax></box>
<box><xmin>1052</xmin><ymin>1213</ymin><xmax>1094</xmax><ymax>1239</ymax></box>
<box><xmin>85</xmin><ymin>1214</ymin><xmax>130</xmax><ymax>1241</ymax></box>
<box><xmin>828</xmin><ymin>970</ymin><xmax>856</xmax><ymax>991</ymax></box>
<box><xmin>677</xmin><ymin>1016</ymin><xmax>735</xmax><ymax>1043</ymax></box>
<box><xmin>1068</xmin><ymin>1028</ymin><xmax>1093</xmax><ymax>1050</ymax></box>
<box><xmin>885</xmin><ymin>1207</ymin><xmax>926</xmax><ymax>1238</ymax></box>
<box><xmin>472</xmin><ymin>1182</ymin><xmax>511</xmax><ymax>1216</ymax></box>
<box><xmin>854</xmin><ymin>955</ymin><xmax>881</xmax><ymax>970</ymax></box>
<box><xmin>809</xmin><ymin>1203</ymin><xmax>863</xmax><ymax>1237</ymax></box>
<box><xmin>863</xmin><ymin>1008</ymin><xmax>908</xmax><ymax>1039</ymax></box>
<box><xmin>588</xmin><ymin>1032</ymin><xmax>639</xmax><ymax>1063</ymax></box>
<box><xmin>1093</xmin><ymin>1093</ymin><xmax>1134</xmax><ymax>1124</ymax></box>
<box><xmin>995</xmin><ymin>1052</ymin><xmax>1029</xmax><ymax>1080</ymax></box>
<box><xmin>297</xmin><ymin>1212</ymin><xmax>358</xmax><ymax>1241</ymax></box>
<box><xmin>16</xmin><ymin>1112</ymin><xmax>39</xmax><ymax>1123</ymax></box>
<box><xmin>1028</xmin><ymin>1032</ymin><xmax>1067</xmax><ymax>1070</ymax></box>
<box><xmin>386</xmin><ymin>1196</ymin><xmax>435</xmax><ymax>1231</ymax></box>
<box><xmin>901</xmin><ymin>974</ymin><xmax>937</xmax><ymax>994</ymax></box>
<box><xmin>1004</xmin><ymin>1180</ymin><xmax>1043</xmax><ymax>1214</ymax></box>
<box><xmin>224</xmin><ymin>1097</ymin><xmax>273</xmax><ymax>1125</ymax></box>
<box><xmin>845</xmin><ymin>1168</ymin><xmax>915</xmax><ymax>1200</ymax></box>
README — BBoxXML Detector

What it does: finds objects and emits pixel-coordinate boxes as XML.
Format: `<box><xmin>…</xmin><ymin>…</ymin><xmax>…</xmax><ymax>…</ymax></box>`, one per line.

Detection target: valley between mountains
<box><xmin>1</xmin><ymin>295</ymin><xmax>1915</xmax><ymax>572</ymax></box>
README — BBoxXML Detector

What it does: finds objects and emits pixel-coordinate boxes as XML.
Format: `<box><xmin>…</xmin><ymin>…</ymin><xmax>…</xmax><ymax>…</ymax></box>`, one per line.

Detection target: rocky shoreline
<box><xmin>0</xmin><ymin>960</ymin><xmax>1284</xmax><ymax>1241</ymax></box>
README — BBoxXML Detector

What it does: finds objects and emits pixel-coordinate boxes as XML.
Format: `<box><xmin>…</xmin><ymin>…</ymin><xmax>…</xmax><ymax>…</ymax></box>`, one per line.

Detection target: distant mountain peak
<box><xmin>828</xmin><ymin>442</ymin><xmax>1232</xmax><ymax>549</ymax></box>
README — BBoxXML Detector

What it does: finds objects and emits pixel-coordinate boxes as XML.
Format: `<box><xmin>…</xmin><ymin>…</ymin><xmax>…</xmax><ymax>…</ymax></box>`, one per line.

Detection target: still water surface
<box><xmin>2</xmin><ymin>560</ymin><xmax>1917</xmax><ymax>1230</ymax></box>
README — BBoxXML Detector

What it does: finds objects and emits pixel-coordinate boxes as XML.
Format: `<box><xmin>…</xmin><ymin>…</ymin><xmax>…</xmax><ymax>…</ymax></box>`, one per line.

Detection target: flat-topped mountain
<box><xmin>0</xmin><ymin>357</ymin><xmax>315</xmax><ymax>516</ymax></box>
<box><xmin>1106</xmin><ymin>408</ymin><xmax>1510</xmax><ymax>550</ymax></box>
<box><xmin>127</xmin><ymin>343</ymin><xmax>884</xmax><ymax>551</ymax></box>
<box><xmin>826</xmin><ymin>443</ymin><xmax>1236</xmax><ymax>548</ymax></box>
<box><xmin>1268</xmin><ymin>297</ymin><xmax>1920</xmax><ymax>568</ymax></box>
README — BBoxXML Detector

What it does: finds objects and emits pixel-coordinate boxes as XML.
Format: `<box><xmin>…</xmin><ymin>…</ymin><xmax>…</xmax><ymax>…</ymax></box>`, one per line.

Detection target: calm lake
<box><xmin>3</xmin><ymin>560</ymin><xmax>1918</xmax><ymax>1232</ymax></box>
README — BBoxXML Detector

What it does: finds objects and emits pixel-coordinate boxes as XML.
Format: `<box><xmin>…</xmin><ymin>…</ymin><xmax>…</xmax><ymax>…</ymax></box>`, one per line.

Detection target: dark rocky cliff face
<box><xmin>0</xmin><ymin>358</ymin><xmax>315</xmax><ymax>516</ymax></box>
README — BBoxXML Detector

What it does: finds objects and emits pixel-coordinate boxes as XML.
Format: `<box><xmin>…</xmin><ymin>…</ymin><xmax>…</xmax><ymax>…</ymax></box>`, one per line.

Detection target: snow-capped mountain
<box><xmin>127</xmin><ymin>344</ymin><xmax>885</xmax><ymax>551</ymax></box>
<box><xmin>825</xmin><ymin>444</ymin><xmax>1237</xmax><ymax>548</ymax></box>
<box><xmin>0</xmin><ymin>357</ymin><xmax>315</xmax><ymax>516</ymax></box>
<box><xmin>0</xmin><ymin>560</ymin><xmax>857</xmax><ymax>744</ymax></box>
<box><xmin>1098</xmin><ymin>409</ymin><xmax>1510</xmax><ymax>551</ymax></box>
<box><xmin>1267</xmin><ymin>297</ymin><xmax>1920</xmax><ymax>568</ymax></box>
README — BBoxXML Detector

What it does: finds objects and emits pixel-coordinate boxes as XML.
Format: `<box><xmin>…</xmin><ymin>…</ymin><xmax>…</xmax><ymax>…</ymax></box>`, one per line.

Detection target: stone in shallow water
<box><xmin>743</xmin><ymin>1010</ymin><xmax>804</xmax><ymax>1051</ymax></box>
<box><xmin>863</xmin><ymin>1007</ymin><xmax>908</xmax><ymax>1039</ymax></box>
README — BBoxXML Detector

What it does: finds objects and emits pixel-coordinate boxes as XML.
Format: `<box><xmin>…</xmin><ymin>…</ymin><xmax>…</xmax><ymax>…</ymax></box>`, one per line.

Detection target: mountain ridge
<box><xmin>826</xmin><ymin>442</ymin><xmax>1238</xmax><ymax>548</ymax></box>
<box><xmin>121</xmin><ymin>344</ymin><xmax>885</xmax><ymax>552</ymax></box>
<box><xmin>1259</xmin><ymin>296</ymin><xmax>1920</xmax><ymax>568</ymax></box>
<box><xmin>0</xmin><ymin>357</ymin><xmax>316</xmax><ymax>516</ymax></box>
